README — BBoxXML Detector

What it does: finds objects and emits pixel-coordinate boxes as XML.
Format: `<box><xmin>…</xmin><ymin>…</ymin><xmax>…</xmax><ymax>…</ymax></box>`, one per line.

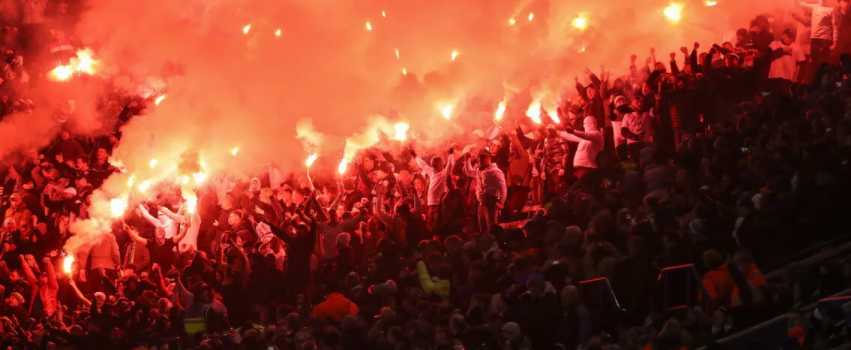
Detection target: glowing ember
<box><xmin>402</xmin><ymin>68</ymin><xmax>407</xmax><ymax>75</ymax></box>
<box><xmin>305</xmin><ymin>153</ymin><xmax>318</xmax><ymax>167</ymax></box>
<box><xmin>451</xmin><ymin>50</ymin><xmax>459</xmax><ymax>61</ymax></box>
<box><xmin>664</xmin><ymin>3</ymin><xmax>683</xmax><ymax>22</ymax></box>
<box><xmin>149</xmin><ymin>158</ymin><xmax>157</xmax><ymax>169</ymax></box>
<box><xmin>138</xmin><ymin>180</ymin><xmax>151</xmax><ymax>193</ymax></box>
<box><xmin>509</xmin><ymin>18</ymin><xmax>516</xmax><ymax>26</ymax></box>
<box><xmin>495</xmin><ymin>101</ymin><xmax>507</xmax><ymax>121</ymax></box>
<box><xmin>110</xmin><ymin>197</ymin><xmax>128</xmax><ymax>218</ymax></box>
<box><xmin>393</xmin><ymin>123</ymin><xmax>410</xmax><ymax>141</ymax></box>
<box><xmin>528</xmin><ymin>13</ymin><xmax>534</xmax><ymax>22</ymax></box>
<box><xmin>338</xmin><ymin>158</ymin><xmax>349</xmax><ymax>175</ymax></box>
<box><xmin>365</xmin><ymin>22</ymin><xmax>372</xmax><ymax>31</ymax></box>
<box><xmin>441</xmin><ymin>105</ymin><xmax>453</xmax><ymax>120</ymax></box>
<box><xmin>705</xmin><ymin>0</ymin><xmax>717</xmax><ymax>5</ymax></box>
<box><xmin>185</xmin><ymin>193</ymin><xmax>198</xmax><ymax>214</ymax></box>
<box><xmin>50</xmin><ymin>65</ymin><xmax>74</xmax><ymax>81</ymax></box>
<box><xmin>192</xmin><ymin>172</ymin><xmax>207</xmax><ymax>183</ymax></box>
<box><xmin>382</xmin><ymin>10</ymin><xmax>386</xmax><ymax>17</ymax></box>
<box><xmin>243</xmin><ymin>24</ymin><xmax>251</xmax><ymax>34</ymax></box>
<box><xmin>275</xmin><ymin>29</ymin><xmax>282</xmax><ymax>37</ymax></box>
<box><xmin>63</xmin><ymin>256</ymin><xmax>74</xmax><ymax>274</ymax></box>
<box><xmin>395</xmin><ymin>48</ymin><xmax>400</xmax><ymax>60</ymax></box>
<box><xmin>525</xmin><ymin>101</ymin><xmax>543</xmax><ymax>124</ymax></box>
<box><xmin>155</xmin><ymin>95</ymin><xmax>166</xmax><ymax>105</ymax></box>
<box><xmin>572</xmin><ymin>15</ymin><xmax>588</xmax><ymax>31</ymax></box>
<box><xmin>231</xmin><ymin>147</ymin><xmax>239</xmax><ymax>156</ymax></box>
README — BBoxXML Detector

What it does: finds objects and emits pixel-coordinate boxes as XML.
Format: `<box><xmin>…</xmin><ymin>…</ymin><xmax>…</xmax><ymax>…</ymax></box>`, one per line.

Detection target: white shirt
<box><xmin>558</xmin><ymin>130</ymin><xmax>604</xmax><ymax>169</ymax></box>
<box><xmin>801</xmin><ymin>2</ymin><xmax>835</xmax><ymax>41</ymax></box>
<box><xmin>463</xmin><ymin>162</ymin><xmax>508</xmax><ymax>204</ymax></box>
<box><xmin>769</xmin><ymin>41</ymin><xmax>806</xmax><ymax>81</ymax></box>
<box><xmin>621</xmin><ymin>111</ymin><xmax>654</xmax><ymax>144</ymax></box>
<box><xmin>415</xmin><ymin>153</ymin><xmax>455</xmax><ymax>206</ymax></box>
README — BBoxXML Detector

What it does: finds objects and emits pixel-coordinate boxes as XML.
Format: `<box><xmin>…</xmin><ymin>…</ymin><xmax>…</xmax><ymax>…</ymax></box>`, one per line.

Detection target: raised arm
<box><xmin>19</xmin><ymin>255</ymin><xmax>37</xmax><ymax>286</ymax></box>
<box><xmin>137</xmin><ymin>205</ymin><xmax>162</xmax><ymax>227</ymax></box>
<box><xmin>43</xmin><ymin>257</ymin><xmax>58</xmax><ymax>290</ymax></box>
<box><xmin>158</xmin><ymin>206</ymin><xmax>185</xmax><ymax>223</ymax></box>
<box><xmin>462</xmin><ymin>155</ymin><xmax>477</xmax><ymax>177</ymax></box>
<box><xmin>125</xmin><ymin>224</ymin><xmax>148</xmax><ymax>245</ymax></box>
<box><xmin>68</xmin><ymin>279</ymin><xmax>92</xmax><ymax>307</ymax></box>
<box><xmin>171</xmin><ymin>218</ymin><xmax>189</xmax><ymax>244</ymax></box>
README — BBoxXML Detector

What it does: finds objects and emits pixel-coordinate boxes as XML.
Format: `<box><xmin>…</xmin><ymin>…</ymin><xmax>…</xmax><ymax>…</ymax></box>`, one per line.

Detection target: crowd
<box><xmin>3</xmin><ymin>1</ymin><xmax>851</xmax><ymax>350</ymax></box>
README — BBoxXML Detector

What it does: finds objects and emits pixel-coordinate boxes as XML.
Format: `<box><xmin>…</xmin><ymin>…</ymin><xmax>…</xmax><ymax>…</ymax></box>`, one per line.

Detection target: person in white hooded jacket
<box><xmin>556</xmin><ymin>116</ymin><xmax>604</xmax><ymax>176</ymax></box>
<box><xmin>463</xmin><ymin>152</ymin><xmax>507</xmax><ymax>232</ymax></box>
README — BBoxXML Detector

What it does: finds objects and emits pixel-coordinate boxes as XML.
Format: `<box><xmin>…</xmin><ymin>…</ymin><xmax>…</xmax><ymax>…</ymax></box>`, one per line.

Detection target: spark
<box><xmin>572</xmin><ymin>14</ymin><xmax>588</xmax><ymax>31</ymax></box>
<box><xmin>441</xmin><ymin>105</ymin><xmax>454</xmax><ymax>120</ymax></box>
<box><xmin>382</xmin><ymin>10</ymin><xmax>386</xmax><ymax>17</ymax></box>
<box><xmin>402</xmin><ymin>68</ymin><xmax>407</xmax><ymax>75</ymax></box>
<box><xmin>149</xmin><ymin>158</ymin><xmax>157</xmax><ymax>169</ymax></box>
<box><xmin>243</xmin><ymin>24</ymin><xmax>251</xmax><ymax>34</ymax></box>
<box><xmin>495</xmin><ymin>101</ymin><xmax>507</xmax><ymax>121</ymax></box>
<box><xmin>395</xmin><ymin>48</ymin><xmax>400</xmax><ymax>60</ymax></box>
<box><xmin>509</xmin><ymin>18</ymin><xmax>516</xmax><ymax>26</ymax></box>
<box><xmin>155</xmin><ymin>95</ymin><xmax>166</xmax><ymax>105</ymax></box>
<box><xmin>705</xmin><ymin>0</ymin><xmax>717</xmax><ymax>6</ymax></box>
<box><xmin>231</xmin><ymin>147</ymin><xmax>239</xmax><ymax>156</ymax></box>
<box><xmin>110</xmin><ymin>197</ymin><xmax>128</xmax><ymax>218</ymax></box>
<box><xmin>525</xmin><ymin>101</ymin><xmax>543</xmax><ymax>124</ymax></box>
<box><xmin>63</xmin><ymin>256</ymin><xmax>74</xmax><ymax>274</ymax></box>
<box><xmin>664</xmin><ymin>3</ymin><xmax>683</xmax><ymax>22</ymax></box>
<box><xmin>366</xmin><ymin>22</ymin><xmax>372</xmax><ymax>31</ymax></box>
<box><xmin>305</xmin><ymin>153</ymin><xmax>318</xmax><ymax>168</ymax></box>
<box><xmin>393</xmin><ymin>123</ymin><xmax>410</xmax><ymax>141</ymax></box>
<box><xmin>451</xmin><ymin>50</ymin><xmax>459</xmax><ymax>61</ymax></box>
<box><xmin>275</xmin><ymin>29</ymin><xmax>282</xmax><ymax>37</ymax></box>
<box><xmin>338</xmin><ymin>158</ymin><xmax>349</xmax><ymax>175</ymax></box>
<box><xmin>528</xmin><ymin>13</ymin><xmax>534</xmax><ymax>22</ymax></box>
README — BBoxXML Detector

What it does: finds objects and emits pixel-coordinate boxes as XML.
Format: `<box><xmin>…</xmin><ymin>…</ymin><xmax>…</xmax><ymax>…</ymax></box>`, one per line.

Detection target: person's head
<box><xmin>632</xmin><ymin>95</ymin><xmax>644</xmax><ymax>111</ymax></box>
<box><xmin>561</xmin><ymin>285</ymin><xmax>581</xmax><ymax>308</ymax></box>
<box><xmin>412</xmin><ymin>175</ymin><xmax>426</xmax><ymax>194</ymax></box>
<box><xmin>76</xmin><ymin>158</ymin><xmax>89</xmax><ymax>171</ymax></box>
<box><xmin>221</xmin><ymin>194</ymin><xmax>235</xmax><ymax>210</ymax></box>
<box><xmin>733</xmin><ymin>249</ymin><xmax>754</xmax><ymax>270</ymax></box>
<box><xmin>248</xmin><ymin>178</ymin><xmax>261</xmax><ymax>192</ymax></box>
<box><xmin>614</xmin><ymin>95</ymin><xmax>627</xmax><ymax>107</ymax></box>
<box><xmin>155</xmin><ymin>227</ymin><xmax>166</xmax><ymax>245</ymax></box>
<box><xmin>75</xmin><ymin>176</ymin><xmax>88</xmax><ymax>189</ymax></box>
<box><xmin>94</xmin><ymin>292</ymin><xmax>106</xmax><ymax>307</ymax></box>
<box><xmin>9</xmin><ymin>193</ymin><xmax>22</xmax><ymax>208</ymax></box>
<box><xmin>725</xmin><ymin>54</ymin><xmax>740</xmax><ymax>68</ymax></box>
<box><xmin>431</xmin><ymin>156</ymin><xmax>445</xmax><ymax>171</ymax></box>
<box><xmin>477</xmin><ymin>152</ymin><xmax>492</xmax><ymax>169</ymax></box>
<box><xmin>583</xmin><ymin>116</ymin><xmax>598</xmax><ymax>132</ymax></box>
<box><xmin>586</xmin><ymin>85</ymin><xmax>597</xmax><ymax>99</ymax></box>
<box><xmin>781</xmin><ymin>28</ymin><xmax>795</xmax><ymax>45</ymax></box>
<box><xmin>5</xmin><ymin>292</ymin><xmax>23</xmax><ymax>307</ymax></box>
<box><xmin>363</xmin><ymin>154</ymin><xmax>377</xmax><ymax>170</ymax></box>
<box><xmin>227</xmin><ymin>210</ymin><xmax>243</xmax><ymax>226</ymax></box>
<box><xmin>502</xmin><ymin>322</ymin><xmax>522</xmax><ymax>342</ymax></box>
<box><xmin>703</xmin><ymin>249</ymin><xmax>724</xmax><ymax>271</ymax></box>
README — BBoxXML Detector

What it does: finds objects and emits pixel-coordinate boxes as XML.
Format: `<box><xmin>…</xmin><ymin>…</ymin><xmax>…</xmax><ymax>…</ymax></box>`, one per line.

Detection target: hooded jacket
<box><xmin>463</xmin><ymin>161</ymin><xmax>508</xmax><ymax>205</ymax></box>
<box><xmin>558</xmin><ymin>117</ymin><xmax>604</xmax><ymax>169</ymax></box>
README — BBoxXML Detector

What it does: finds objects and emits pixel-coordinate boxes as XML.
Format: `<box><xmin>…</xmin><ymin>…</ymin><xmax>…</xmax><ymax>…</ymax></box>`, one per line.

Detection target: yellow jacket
<box><xmin>416</xmin><ymin>261</ymin><xmax>450</xmax><ymax>302</ymax></box>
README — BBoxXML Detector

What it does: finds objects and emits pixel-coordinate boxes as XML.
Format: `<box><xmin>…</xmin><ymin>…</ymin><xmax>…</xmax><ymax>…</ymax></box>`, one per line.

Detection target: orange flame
<box><xmin>338</xmin><ymin>158</ymin><xmax>349</xmax><ymax>175</ymax></box>
<box><xmin>306</xmin><ymin>153</ymin><xmax>318</xmax><ymax>168</ymax></box>
<box><xmin>495</xmin><ymin>101</ymin><xmax>507</xmax><ymax>121</ymax></box>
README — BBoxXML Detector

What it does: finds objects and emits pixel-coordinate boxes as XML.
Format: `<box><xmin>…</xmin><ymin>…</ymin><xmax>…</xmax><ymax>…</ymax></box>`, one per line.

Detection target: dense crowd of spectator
<box><xmin>3</xmin><ymin>1</ymin><xmax>851</xmax><ymax>350</ymax></box>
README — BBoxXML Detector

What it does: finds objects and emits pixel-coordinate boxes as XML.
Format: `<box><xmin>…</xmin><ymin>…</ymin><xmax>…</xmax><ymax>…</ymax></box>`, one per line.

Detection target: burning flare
<box><xmin>149</xmin><ymin>158</ymin><xmax>157</xmax><ymax>169</ymax></box>
<box><xmin>509</xmin><ymin>18</ymin><xmax>516</xmax><ymax>26</ymax></box>
<box><xmin>365</xmin><ymin>22</ymin><xmax>372</xmax><ymax>31</ymax></box>
<box><xmin>275</xmin><ymin>29</ymin><xmax>282</xmax><ymax>37</ymax></box>
<box><xmin>525</xmin><ymin>101</ymin><xmax>543</xmax><ymax>124</ymax></box>
<box><xmin>382</xmin><ymin>10</ymin><xmax>386</xmax><ymax>17</ymax></box>
<box><xmin>110</xmin><ymin>197</ymin><xmax>128</xmax><ymax>218</ymax></box>
<box><xmin>63</xmin><ymin>256</ymin><xmax>75</xmax><ymax>274</ymax></box>
<box><xmin>441</xmin><ymin>105</ymin><xmax>453</xmax><ymax>120</ymax></box>
<box><xmin>572</xmin><ymin>14</ymin><xmax>589</xmax><ymax>31</ymax></box>
<box><xmin>451</xmin><ymin>50</ymin><xmax>459</xmax><ymax>61</ymax></box>
<box><xmin>401</xmin><ymin>68</ymin><xmax>407</xmax><ymax>75</ymax></box>
<box><xmin>393</xmin><ymin>123</ymin><xmax>410</xmax><ymax>141</ymax></box>
<box><xmin>338</xmin><ymin>158</ymin><xmax>349</xmax><ymax>175</ymax></box>
<box><xmin>47</xmin><ymin>49</ymin><xmax>98</xmax><ymax>81</ymax></box>
<box><xmin>138</xmin><ymin>180</ymin><xmax>151</xmax><ymax>193</ymax></box>
<box><xmin>395</xmin><ymin>48</ymin><xmax>400</xmax><ymax>60</ymax></box>
<box><xmin>49</xmin><ymin>65</ymin><xmax>73</xmax><ymax>81</ymax></box>
<box><xmin>664</xmin><ymin>2</ymin><xmax>684</xmax><ymax>22</ymax></box>
<box><xmin>243</xmin><ymin>24</ymin><xmax>251</xmax><ymax>34</ymax></box>
<box><xmin>528</xmin><ymin>13</ymin><xmax>534</xmax><ymax>22</ymax></box>
<box><xmin>305</xmin><ymin>153</ymin><xmax>318</xmax><ymax>168</ymax></box>
<box><xmin>546</xmin><ymin>106</ymin><xmax>561</xmax><ymax>124</ymax></box>
<box><xmin>495</xmin><ymin>101</ymin><xmax>507</xmax><ymax>121</ymax></box>
<box><xmin>231</xmin><ymin>147</ymin><xmax>239</xmax><ymax>156</ymax></box>
<box><xmin>184</xmin><ymin>193</ymin><xmax>198</xmax><ymax>214</ymax></box>
<box><xmin>155</xmin><ymin>95</ymin><xmax>166</xmax><ymax>105</ymax></box>
<box><xmin>705</xmin><ymin>0</ymin><xmax>717</xmax><ymax>6</ymax></box>
<box><xmin>192</xmin><ymin>172</ymin><xmax>207</xmax><ymax>183</ymax></box>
